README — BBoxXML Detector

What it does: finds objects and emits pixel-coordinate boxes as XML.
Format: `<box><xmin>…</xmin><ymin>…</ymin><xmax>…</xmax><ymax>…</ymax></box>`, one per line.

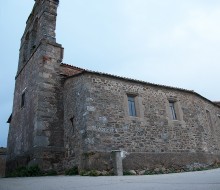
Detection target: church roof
<box><xmin>61</xmin><ymin>63</ymin><xmax>220</xmax><ymax>108</ymax></box>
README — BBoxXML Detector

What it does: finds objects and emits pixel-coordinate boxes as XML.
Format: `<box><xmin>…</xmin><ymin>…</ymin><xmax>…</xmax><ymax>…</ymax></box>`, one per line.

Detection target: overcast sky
<box><xmin>1</xmin><ymin>0</ymin><xmax>220</xmax><ymax>147</ymax></box>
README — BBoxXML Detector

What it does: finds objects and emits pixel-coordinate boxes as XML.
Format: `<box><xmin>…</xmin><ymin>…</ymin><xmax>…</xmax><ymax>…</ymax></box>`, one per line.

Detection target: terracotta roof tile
<box><xmin>61</xmin><ymin>63</ymin><xmax>85</xmax><ymax>71</ymax></box>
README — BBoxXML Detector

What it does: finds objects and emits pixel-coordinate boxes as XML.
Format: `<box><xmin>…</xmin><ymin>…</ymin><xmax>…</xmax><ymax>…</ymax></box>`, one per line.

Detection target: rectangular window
<box><xmin>21</xmin><ymin>91</ymin><xmax>25</xmax><ymax>108</ymax></box>
<box><xmin>128</xmin><ymin>96</ymin><xmax>137</xmax><ymax>117</ymax></box>
<box><xmin>169</xmin><ymin>101</ymin><xmax>177</xmax><ymax>120</ymax></box>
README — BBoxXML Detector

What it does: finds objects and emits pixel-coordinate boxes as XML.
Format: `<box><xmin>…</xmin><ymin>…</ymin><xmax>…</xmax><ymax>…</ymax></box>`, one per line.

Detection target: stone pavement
<box><xmin>0</xmin><ymin>168</ymin><xmax>220</xmax><ymax>190</ymax></box>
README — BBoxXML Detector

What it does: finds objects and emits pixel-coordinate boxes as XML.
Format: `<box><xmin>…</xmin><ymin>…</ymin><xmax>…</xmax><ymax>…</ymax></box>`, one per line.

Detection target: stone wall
<box><xmin>7</xmin><ymin>40</ymin><xmax>65</xmax><ymax>173</ymax></box>
<box><xmin>63</xmin><ymin>72</ymin><xmax>220</xmax><ymax>170</ymax></box>
<box><xmin>0</xmin><ymin>148</ymin><xmax>7</xmax><ymax>177</ymax></box>
<box><xmin>63</xmin><ymin>75</ymin><xmax>91</xmax><ymax>169</ymax></box>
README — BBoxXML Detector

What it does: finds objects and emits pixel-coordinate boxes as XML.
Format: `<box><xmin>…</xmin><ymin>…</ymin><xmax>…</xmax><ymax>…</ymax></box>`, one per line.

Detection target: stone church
<box><xmin>6</xmin><ymin>0</ymin><xmax>220</xmax><ymax>173</ymax></box>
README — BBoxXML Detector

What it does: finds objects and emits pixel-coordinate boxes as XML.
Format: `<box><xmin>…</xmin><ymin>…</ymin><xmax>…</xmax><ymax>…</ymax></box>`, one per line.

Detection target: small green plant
<box><xmin>65</xmin><ymin>166</ymin><xmax>79</xmax><ymax>176</ymax></box>
<box><xmin>88</xmin><ymin>170</ymin><xmax>99</xmax><ymax>176</ymax></box>
<box><xmin>79</xmin><ymin>170</ymin><xmax>87</xmax><ymax>176</ymax></box>
<box><xmin>28</xmin><ymin>165</ymin><xmax>43</xmax><ymax>176</ymax></box>
<box><xmin>45</xmin><ymin>170</ymin><xmax>57</xmax><ymax>176</ymax></box>
<box><xmin>123</xmin><ymin>171</ymin><xmax>135</xmax><ymax>175</ymax></box>
<box><xmin>79</xmin><ymin>170</ymin><xmax>99</xmax><ymax>176</ymax></box>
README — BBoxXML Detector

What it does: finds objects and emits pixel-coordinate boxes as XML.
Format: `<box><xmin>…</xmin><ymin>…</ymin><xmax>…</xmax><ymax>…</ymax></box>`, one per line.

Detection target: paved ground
<box><xmin>1</xmin><ymin>168</ymin><xmax>220</xmax><ymax>190</ymax></box>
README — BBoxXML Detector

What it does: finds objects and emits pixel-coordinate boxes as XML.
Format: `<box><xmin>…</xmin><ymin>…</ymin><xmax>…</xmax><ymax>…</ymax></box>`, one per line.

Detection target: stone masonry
<box><xmin>63</xmin><ymin>72</ymin><xmax>220</xmax><ymax>170</ymax></box>
<box><xmin>7</xmin><ymin>0</ymin><xmax>220</xmax><ymax>174</ymax></box>
<box><xmin>7</xmin><ymin>0</ymin><xmax>64</xmax><ymax>173</ymax></box>
<box><xmin>0</xmin><ymin>148</ymin><xmax>7</xmax><ymax>177</ymax></box>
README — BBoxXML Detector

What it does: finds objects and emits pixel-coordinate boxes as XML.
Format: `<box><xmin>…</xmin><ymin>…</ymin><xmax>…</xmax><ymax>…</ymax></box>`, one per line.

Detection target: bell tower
<box><xmin>17</xmin><ymin>0</ymin><xmax>60</xmax><ymax>75</ymax></box>
<box><xmin>7</xmin><ymin>0</ymin><xmax>64</xmax><ymax>173</ymax></box>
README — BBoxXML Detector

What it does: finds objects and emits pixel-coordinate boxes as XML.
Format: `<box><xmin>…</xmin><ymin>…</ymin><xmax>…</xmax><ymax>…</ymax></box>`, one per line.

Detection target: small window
<box><xmin>21</xmin><ymin>91</ymin><xmax>26</xmax><ymax>108</ymax></box>
<box><xmin>169</xmin><ymin>101</ymin><xmax>177</xmax><ymax>120</ymax></box>
<box><xmin>206</xmin><ymin>110</ymin><xmax>213</xmax><ymax>131</ymax></box>
<box><xmin>128</xmin><ymin>95</ymin><xmax>137</xmax><ymax>117</ymax></box>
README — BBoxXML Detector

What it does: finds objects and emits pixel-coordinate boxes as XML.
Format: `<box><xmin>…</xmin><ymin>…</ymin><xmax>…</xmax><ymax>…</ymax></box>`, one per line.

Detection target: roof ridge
<box><xmin>61</xmin><ymin>63</ymin><xmax>85</xmax><ymax>71</ymax></box>
<box><xmin>61</xmin><ymin>63</ymin><xmax>220</xmax><ymax>108</ymax></box>
<box><xmin>62</xmin><ymin>63</ymin><xmax>193</xmax><ymax>92</ymax></box>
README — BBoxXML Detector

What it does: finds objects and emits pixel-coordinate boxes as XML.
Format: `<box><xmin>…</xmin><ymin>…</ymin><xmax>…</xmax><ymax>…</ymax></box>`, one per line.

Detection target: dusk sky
<box><xmin>1</xmin><ymin>0</ymin><xmax>220</xmax><ymax>147</ymax></box>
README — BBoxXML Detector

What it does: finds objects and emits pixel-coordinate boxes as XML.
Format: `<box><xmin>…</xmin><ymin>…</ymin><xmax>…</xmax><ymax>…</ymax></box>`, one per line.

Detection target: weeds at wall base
<box><xmin>65</xmin><ymin>166</ymin><xmax>78</xmax><ymax>176</ymax></box>
<box><xmin>5</xmin><ymin>165</ymin><xmax>58</xmax><ymax>178</ymax></box>
<box><xmin>5</xmin><ymin>162</ymin><xmax>220</xmax><ymax>177</ymax></box>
